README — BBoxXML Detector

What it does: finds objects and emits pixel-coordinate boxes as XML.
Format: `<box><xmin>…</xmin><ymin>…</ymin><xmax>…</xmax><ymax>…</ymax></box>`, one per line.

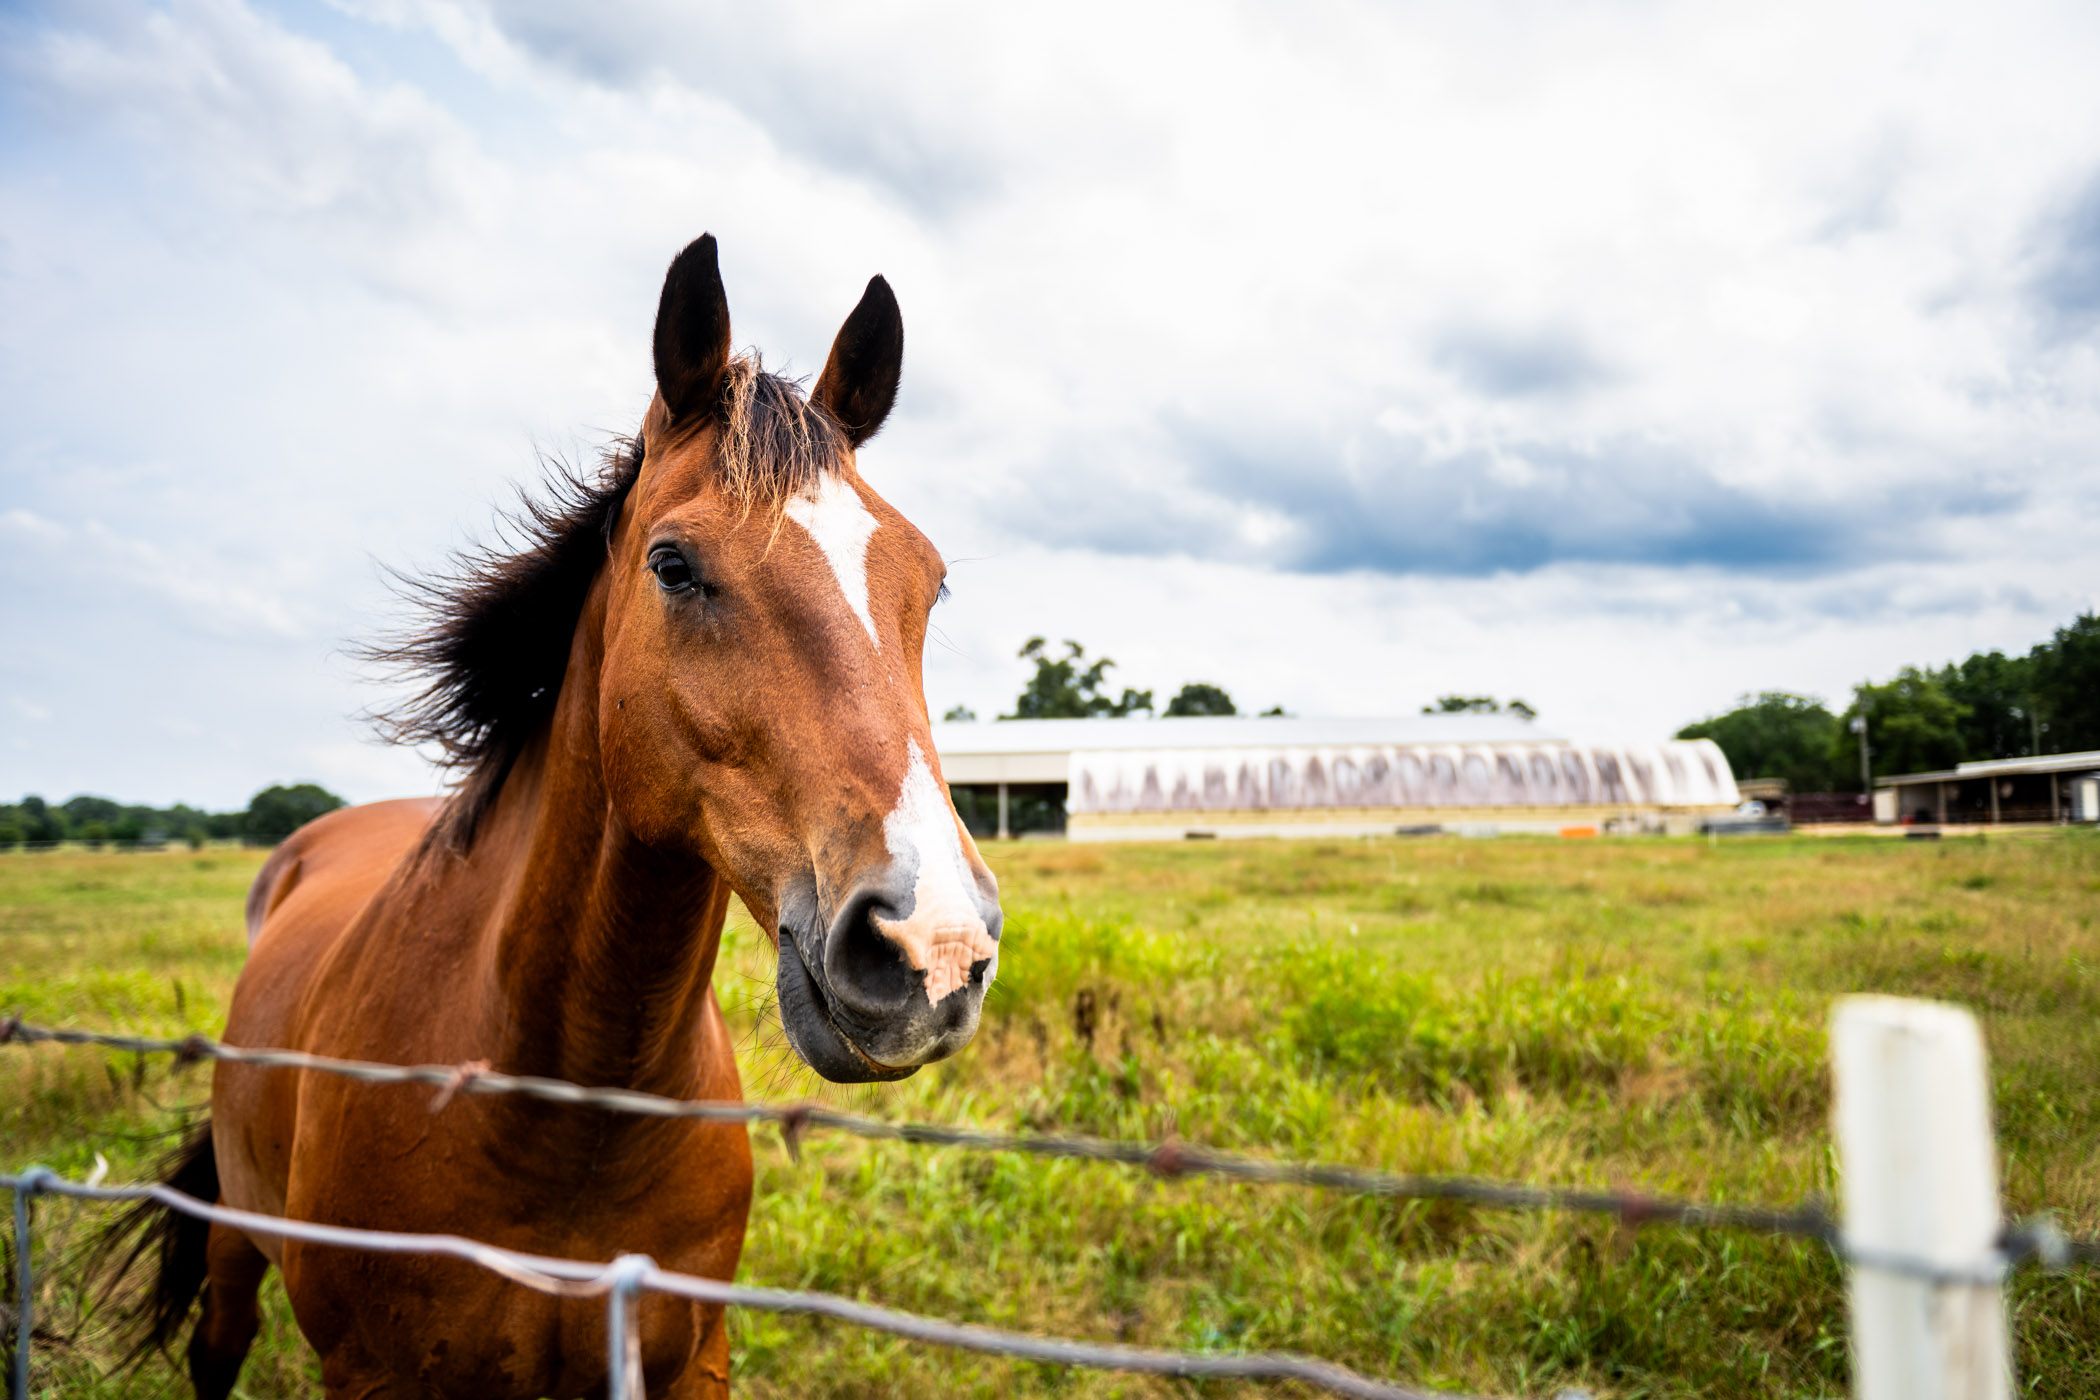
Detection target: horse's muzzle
<box><xmin>776</xmin><ymin>928</ymin><xmax>917</xmax><ymax>1083</ymax></box>
<box><xmin>773</xmin><ymin>879</ymin><xmax>998</xmax><ymax>1083</ymax></box>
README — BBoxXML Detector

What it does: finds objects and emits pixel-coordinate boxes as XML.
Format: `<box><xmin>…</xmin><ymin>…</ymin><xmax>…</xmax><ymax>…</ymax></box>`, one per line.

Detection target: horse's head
<box><xmin>600</xmin><ymin>235</ymin><xmax>999</xmax><ymax>1083</ymax></box>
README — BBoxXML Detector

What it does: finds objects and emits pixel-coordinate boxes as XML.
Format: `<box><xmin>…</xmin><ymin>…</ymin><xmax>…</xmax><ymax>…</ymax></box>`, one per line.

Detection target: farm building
<box><xmin>1873</xmin><ymin>750</ymin><xmax>2100</xmax><ymax>827</ymax></box>
<box><xmin>932</xmin><ymin>715</ymin><xmax>1741</xmax><ymax>841</ymax></box>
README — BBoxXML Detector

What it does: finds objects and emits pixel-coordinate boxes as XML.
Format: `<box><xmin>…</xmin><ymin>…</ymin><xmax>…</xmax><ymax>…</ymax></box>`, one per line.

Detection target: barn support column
<box><xmin>1989</xmin><ymin>780</ymin><xmax>2000</xmax><ymax>825</ymax></box>
<box><xmin>997</xmin><ymin>782</ymin><xmax>1010</xmax><ymax>841</ymax></box>
<box><xmin>2052</xmin><ymin>772</ymin><xmax>2061</xmax><ymax>823</ymax></box>
<box><xmin>1937</xmin><ymin>782</ymin><xmax>1948</xmax><ymax>825</ymax></box>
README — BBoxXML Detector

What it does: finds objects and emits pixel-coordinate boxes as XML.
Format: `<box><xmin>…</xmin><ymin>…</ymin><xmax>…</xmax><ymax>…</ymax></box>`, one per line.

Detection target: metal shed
<box><xmin>1874</xmin><ymin>750</ymin><xmax>2100</xmax><ymax>827</ymax></box>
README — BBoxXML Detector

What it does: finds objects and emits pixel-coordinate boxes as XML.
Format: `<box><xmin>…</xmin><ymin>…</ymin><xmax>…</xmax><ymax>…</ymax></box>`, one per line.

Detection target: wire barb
<box><xmin>430</xmin><ymin>1058</ymin><xmax>493</xmax><ymax>1113</ymax></box>
<box><xmin>777</xmin><ymin>1104</ymin><xmax>810</xmax><ymax>1163</ymax></box>
<box><xmin>1147</xmin><ymin>1135</ymin><xmax>1190</xmax><ymax>1178</ymax></box>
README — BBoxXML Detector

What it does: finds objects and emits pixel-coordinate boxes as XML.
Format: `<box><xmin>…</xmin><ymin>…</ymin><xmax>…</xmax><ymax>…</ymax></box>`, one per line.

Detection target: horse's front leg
<box><xmin>651</xmin><ymin>1300</ymin><xmax>732</xmax><ymax>1400</ymax></box>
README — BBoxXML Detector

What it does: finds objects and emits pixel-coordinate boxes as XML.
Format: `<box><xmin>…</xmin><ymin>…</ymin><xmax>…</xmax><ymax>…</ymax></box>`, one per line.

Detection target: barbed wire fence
<box><xmin>3</xmin><ymin>1168</ymin><xmax>1484</xmax><ymax>1400</ymax></box>
<box><xmin>4</xmin><ymin>1001</ymin><xmax>2094</xmax><ymax>1399</ymax></box>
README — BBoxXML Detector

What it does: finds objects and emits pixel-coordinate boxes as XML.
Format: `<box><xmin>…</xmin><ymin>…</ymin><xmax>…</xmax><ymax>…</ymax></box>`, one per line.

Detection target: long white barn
<box><xmin>931</xmin><ymin>715</ymin><xmax>1739</xmax><ymax>841</ymax></box>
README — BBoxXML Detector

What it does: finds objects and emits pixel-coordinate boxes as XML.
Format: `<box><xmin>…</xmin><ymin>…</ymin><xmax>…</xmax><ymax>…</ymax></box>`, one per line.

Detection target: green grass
<box><xmin>5</xmin><ymin>832</ymin><xmax>2100</xmax><ymax>1397</ymax></box>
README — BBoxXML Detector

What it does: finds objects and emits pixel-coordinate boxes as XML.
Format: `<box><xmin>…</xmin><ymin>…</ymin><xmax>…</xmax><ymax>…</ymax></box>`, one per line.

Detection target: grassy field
<box><xmin>5</xmin><ymin>831</ymin><xmax>2099</xmax><ymax>1398</ymax></box>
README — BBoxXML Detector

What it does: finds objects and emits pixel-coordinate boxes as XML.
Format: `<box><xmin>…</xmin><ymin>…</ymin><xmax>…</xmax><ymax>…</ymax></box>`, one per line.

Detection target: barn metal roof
<box><xmin>1875</xmin><ymin>749</ymin><xmax>2100</xmax><ymax>787</ymax></box>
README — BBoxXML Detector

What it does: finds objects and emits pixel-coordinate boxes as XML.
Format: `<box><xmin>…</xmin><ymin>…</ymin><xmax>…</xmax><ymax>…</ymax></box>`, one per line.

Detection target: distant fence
<box><xmin>5</xmin><ymin>999</ymin><xmax>2092</xmax><ymax>1400</ymax></box>
<box><xmin>0</xmin><ymin>837</ymin><xmax>267</xmax><ymax>854</ymax></box>
<box><xmin>1789</xmin><ymin>793</ymin><xmax>1876</xmax><ymax>824</ymax></box>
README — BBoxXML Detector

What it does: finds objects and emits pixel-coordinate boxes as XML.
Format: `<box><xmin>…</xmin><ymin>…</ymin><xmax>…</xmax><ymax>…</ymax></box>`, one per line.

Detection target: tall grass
<box><xmin>4</xmin><ymin>831</ymin><xmax>2098</xmax><ymax>1397</ymax></box>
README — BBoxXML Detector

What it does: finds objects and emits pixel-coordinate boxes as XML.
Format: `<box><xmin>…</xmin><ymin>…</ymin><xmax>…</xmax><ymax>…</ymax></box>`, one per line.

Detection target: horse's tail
<box><xmin>89</xmin><ymin>1119</ymin><xmax>218</xmax><ymax>1362</ymax></box>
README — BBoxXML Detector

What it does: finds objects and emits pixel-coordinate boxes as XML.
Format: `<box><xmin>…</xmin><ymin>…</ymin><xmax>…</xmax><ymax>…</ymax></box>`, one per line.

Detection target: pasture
<box><xmin>5</xmin><ymin>831</ymin><xmax>2099</xmax><ymax>1399</ymax></box>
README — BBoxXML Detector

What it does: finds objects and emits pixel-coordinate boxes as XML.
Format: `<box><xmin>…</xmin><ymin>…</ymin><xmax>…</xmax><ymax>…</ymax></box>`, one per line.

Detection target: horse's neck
<box><xmin>460</xmin><ymin>690</ymin><xmax>734</xmax><ymax>1099</ymax></box>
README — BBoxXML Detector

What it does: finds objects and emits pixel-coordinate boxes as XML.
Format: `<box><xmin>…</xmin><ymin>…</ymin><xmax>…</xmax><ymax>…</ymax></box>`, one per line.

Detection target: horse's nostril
<box><xmin>825</xmin><ymin>893</ymin><xmax>919</xmax><ymax>1014</ymax></box>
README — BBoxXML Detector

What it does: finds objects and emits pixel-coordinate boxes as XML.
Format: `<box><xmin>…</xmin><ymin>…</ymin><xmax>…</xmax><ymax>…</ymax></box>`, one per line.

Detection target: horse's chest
<box><xmin>285</xmin><ymin>1120</ymin><xmax>750</xmax><ymax>1397</ymax></box>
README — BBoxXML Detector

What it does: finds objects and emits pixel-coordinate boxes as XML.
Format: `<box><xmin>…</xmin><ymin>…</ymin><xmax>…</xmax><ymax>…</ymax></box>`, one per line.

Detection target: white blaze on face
<box><xmin>783</xmin><ymin>472</ymin><xmax>881</xmax><ymax>649</ymax></box>
<box><xmin>874</xmin><ymin>740</ymin><xmax>997</xmax><ymax>1004</ymax></box>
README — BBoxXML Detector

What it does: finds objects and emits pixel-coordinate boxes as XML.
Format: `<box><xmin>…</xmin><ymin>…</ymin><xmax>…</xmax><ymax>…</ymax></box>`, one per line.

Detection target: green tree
<box><xmin>1837</xmin><ymin>669</ymin><xmax>1968</xmax><ymax>786</ymax></box>
<box><xmin>1003</xmin><ymin>639</ymin><xmax>1152</xmax><ymax>719</ymax></box>
<box><xmin>243</xmin><ymin>784</ymin><xmax>347</xmax><ymax>843</ymax></box>
<box><xmin>164</xmin><ymin>804</ymin><xmax>212</xmax><ymax>846</ymax></box>
<box><xmin>1423</xmin><ymin>696</ymin><xmax>1536</xmax><ymax>719</ymax></box>
<box><xmin>2030</xmin><ymin>612</ymin><xmax>2100</xmax><ymax>753</ymax></box>
<box><xmin>1677</xmin><ymin>693</ymin><xmax>1842</xmax><ymax>791</ymax></box>
<box><xmin>18</xmin><ymin>796</ymin><xmax>61</xmax><ymax>842</ymax></box>
<box><xmin>62</xmin><ymin>795</ymin><xmax>123</xmax><ymax>829</ymax></box>
<box><xmin>1934</xmin><ymin>650</ymin><xmax>2036</xmax><ymax>761</ymax></box>
<box><xmin>1164</xmin><ymin>682</ymin><xmax>1236</xmax><ymax>717</ymax></box>
<box><xmin>941</xmin><ymin>704</ymin><xmax>978</xmax><ymax>722</ymax></box>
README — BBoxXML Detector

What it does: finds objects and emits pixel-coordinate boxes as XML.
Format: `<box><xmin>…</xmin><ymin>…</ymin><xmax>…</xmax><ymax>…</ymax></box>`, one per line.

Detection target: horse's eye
<box><xmin>649</xmin><ymin>549</ymin><xmax>695</xmax><ymax>593</ymax></box>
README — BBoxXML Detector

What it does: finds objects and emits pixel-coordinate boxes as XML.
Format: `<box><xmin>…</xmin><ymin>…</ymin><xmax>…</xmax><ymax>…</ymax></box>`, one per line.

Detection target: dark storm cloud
<box><xmin>1005</xmin><ymin>419</ymin><xmax>2025</xmax><ymax>579</ymax></box>
<box><xmin>2028</xmin><ymin>167</ymin><xmax>2100</xmax><ymax>341</ymax></box>
<box><xmin>1220</xmin><ymin>432</ymin><xmax>2024</xmax><ymax>575</ymax></box>
<box><xmin>484</xmin><ymin>0</ymin><xmax>999</xmax><ymax>215</ymax></box>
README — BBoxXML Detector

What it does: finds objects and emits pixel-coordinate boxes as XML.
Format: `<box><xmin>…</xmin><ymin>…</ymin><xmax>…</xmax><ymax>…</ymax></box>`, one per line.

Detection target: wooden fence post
<box><xmin>1831</xmin><ymin>995</ymin><xmax>2011</xmax><ymax>1400</ymax></box>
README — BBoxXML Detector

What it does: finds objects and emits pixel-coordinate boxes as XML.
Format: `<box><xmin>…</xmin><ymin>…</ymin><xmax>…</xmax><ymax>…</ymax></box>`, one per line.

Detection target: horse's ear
<box><xmin>653</xmin><ymin>235</ymin><xmax>733</xmax><ymax>424</ymax></box>
<box><xmin>812</xmin><ymin>276</ymin><xmax>903</xmax><ymax>448</ymax></box>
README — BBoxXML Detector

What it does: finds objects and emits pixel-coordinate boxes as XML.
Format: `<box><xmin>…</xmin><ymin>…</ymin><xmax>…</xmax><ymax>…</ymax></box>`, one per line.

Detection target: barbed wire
<box><xmin>3</xmin><ymin>1167</ymin><xmax>1512</xmax><ymax>1400</ymax></box>
<box><xmin>5</xmin><ymin>1017</ymin><xmax>2095</xmax><ymax>1279</ymax></box>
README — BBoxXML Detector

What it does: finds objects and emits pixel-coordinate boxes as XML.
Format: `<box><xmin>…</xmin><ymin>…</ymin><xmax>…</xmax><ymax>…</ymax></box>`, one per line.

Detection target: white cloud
<box><xmin>920</xmin><ymin>543</ymin><xmax>2088</xmax><ymax>744</ymax></box>
<box><xmin>0</xmin><ymin>508</ymin><xmax>69</xmax><ymax>544</ymax></box>
<box><xmin>2</xmin><ymin>0</ymin><xmax>2097</xmax><ymax>805</ymax></box>
<box><xmin>69</xmin><ymin>520</ymin><xmax>307</xmax><ymax>640</ymax></box>
<box><xmin>13</xmin><ymin>0</ymin><xmax>505</xmax><ymax>302</ymax></box>
<box><xmin>367</xmin><ymin>0</ymin><xmax>2100</xmax><ymax>575</ymax></box>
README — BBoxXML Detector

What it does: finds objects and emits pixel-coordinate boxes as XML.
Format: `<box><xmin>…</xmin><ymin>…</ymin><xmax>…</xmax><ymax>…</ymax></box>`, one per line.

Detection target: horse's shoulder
<box><xmin>243</xmin><ymin>797</ymin><xmax>444</xmax><ymax>948</ymax></box>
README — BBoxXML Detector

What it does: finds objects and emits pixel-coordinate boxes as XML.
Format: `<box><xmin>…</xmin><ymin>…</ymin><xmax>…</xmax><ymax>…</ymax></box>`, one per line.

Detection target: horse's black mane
<box><xmin>366</xmin><ymin>359</ymin><xmax>844</xmax><ymax>851</ymax></box>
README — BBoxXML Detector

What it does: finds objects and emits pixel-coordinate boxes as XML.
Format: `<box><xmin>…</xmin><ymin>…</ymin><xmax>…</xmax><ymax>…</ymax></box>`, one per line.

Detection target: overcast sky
<box><xmin>4</xmin><ymin>0</ymin><xmax>2098</xmax><ymax>808</ymax></box>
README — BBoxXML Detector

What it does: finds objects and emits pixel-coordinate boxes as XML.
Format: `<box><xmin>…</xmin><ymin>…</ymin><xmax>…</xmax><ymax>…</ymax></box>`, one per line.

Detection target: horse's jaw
<box><xmin>774</xmin><ymin>927</ymin><xmax>919</xmax><ymax>1083</ymax></box>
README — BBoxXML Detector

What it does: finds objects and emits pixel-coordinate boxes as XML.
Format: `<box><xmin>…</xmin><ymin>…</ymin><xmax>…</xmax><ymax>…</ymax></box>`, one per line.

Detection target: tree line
<box><xmin>0</xmin><ymin>784</ymin><xmax>347</xmax><ymax>849</ymax></box>
<box><xmin>947</xmin><ymin>638</ymin><xmax>1543</xmax><ymax>724</ymax></box>
<box><xmin>1676</xmin><ymin>612</ymin><xmax>2100</xmax><ymax>791</ymax></box>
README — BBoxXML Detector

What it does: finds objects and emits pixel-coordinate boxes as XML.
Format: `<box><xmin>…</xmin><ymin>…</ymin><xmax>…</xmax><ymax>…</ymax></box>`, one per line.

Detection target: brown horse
<box><xmin>109</xmin><ymin>235</ymin><xmax>1003</xmax><ymax>1398</ymax></box>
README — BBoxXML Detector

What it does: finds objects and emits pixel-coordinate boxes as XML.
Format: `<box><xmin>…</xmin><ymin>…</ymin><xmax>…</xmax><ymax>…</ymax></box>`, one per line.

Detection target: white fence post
<box><xmin>1831</xmin><ymin>996</ymin><xmax>2011</xmax><ymax>1400</ymax></box>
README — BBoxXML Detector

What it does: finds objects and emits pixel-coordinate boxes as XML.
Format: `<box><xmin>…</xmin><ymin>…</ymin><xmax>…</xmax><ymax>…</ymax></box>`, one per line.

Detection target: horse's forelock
<box><xmin>713</xmin><ymin>355</ymin><xmax>851</xmax><ymax>505</ymax></box>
